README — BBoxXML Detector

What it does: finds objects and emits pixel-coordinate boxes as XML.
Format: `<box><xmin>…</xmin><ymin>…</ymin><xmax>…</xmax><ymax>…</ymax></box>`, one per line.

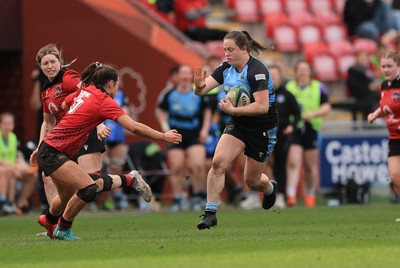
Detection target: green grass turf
<box><xmin>0</xmin><ymin>202</ymin><xmax>399</xmax><ymax>268</ymax></box>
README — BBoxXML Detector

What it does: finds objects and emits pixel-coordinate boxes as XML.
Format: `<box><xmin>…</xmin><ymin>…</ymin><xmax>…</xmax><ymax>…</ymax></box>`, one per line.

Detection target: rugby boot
<box><xmin>262</xmin><ymin>180</ymin><xmax>278</xmax><ymax>210</ymax></box>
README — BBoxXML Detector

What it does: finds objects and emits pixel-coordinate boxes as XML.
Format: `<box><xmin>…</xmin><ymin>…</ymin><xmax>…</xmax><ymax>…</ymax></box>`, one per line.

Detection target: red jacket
<box><xmin>174</xmin><ymin>0</ymin><xmax>209</xmax><ymax>31</ymax></box>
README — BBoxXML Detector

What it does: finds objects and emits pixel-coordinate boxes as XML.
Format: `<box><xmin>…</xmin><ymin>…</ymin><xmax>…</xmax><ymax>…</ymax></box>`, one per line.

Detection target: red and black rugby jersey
<box><xmin>380</xmin><ymin>77</ymin><xmax>400</xmax><ymax>139</ymax></box>
<box><xmin>41</xmin><ymin>69</ymin><xmax>81</xmax><ymax>124</ymax></box>
<box><xmin>44</xmin><ymin>85</ymin><xmax>125</xmax><ymax>158</ymax></box>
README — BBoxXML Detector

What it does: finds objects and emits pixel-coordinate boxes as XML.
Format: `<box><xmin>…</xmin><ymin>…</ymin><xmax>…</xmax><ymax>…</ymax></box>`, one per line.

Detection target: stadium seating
<box><xmin>322</xmin><ymin>23</ymin><xmax>348</xmax><ymax>42</ymax></box>
<box><xmin>233</xmin><ymin>0</ymin><xmax>260</xmax><ymax>23</ymax></box>
<box><xmin>336</xmin><ymin>53</ymin><xmax>356</xmax><ymax>79</ymax></box>
<box><xmin>271</xmin><ymin>23</ymin><xmax>299</xmax><ymax>51</ymax></box>
<box><xmin>283</xmin><ymin>0</ymin><xmax>308</xmax><ymax>14</ymax></box>
<box><xmin>328</xmin><ymin>39</ymin><xmax>355</xmax><ymax>57</ymax></box>
<box><xmin>225</xmin><ymin>0</ymin><xmax>357</xmax><ymax>86</ymax></box>
<box><xmin>314</xmin><ymin>11</ymin><xmax>341</xmax><ymax>26</ymax></box>
<box><xmin>331</xmin><ymin>0</ymin><xmax>346</xmax><ymax>15</ymax></box>
<box><xmin>264</xmin><ymin>12</ymin><xmax>289</xmax><ymax>37</ymax></box>
<box><xmin>259</xmin><ymin>0</ymin><xmax>284</xmax><ymax>15</ymax></box>
<box><xmin>303</xmin><ymin>41</ymin><xmax>329</xmax><ymax>63</ymax></box>
<box><xmin>308</xmin><ymin>0</ymin><xmax>333</xmax><ymax>13</ymax></box>
<box><xmin>288</xmin><ymin>11</ymin><xmax>314</xmax><ymax>26</ymax></box>
<box><xmin>310</xmin><ymin>53</ymin><xmax>339</xmax><ymax>81</ymax></box>
<box><xmin>297</xmin><ymin>23</ymin><xmax>322</xmax><ymax>46</ymax></box>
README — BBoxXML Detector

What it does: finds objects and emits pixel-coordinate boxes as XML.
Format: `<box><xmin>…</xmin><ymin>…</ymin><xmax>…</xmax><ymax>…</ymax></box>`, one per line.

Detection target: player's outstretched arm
<box><xmin>116</xmin><ymin>114</ymin><xmax>182</xmax><ymax>144</ymax></box>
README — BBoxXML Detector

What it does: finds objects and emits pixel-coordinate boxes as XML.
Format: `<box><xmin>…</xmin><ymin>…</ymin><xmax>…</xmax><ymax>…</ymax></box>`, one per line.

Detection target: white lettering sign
<box><xmin>324</xmin><ymin>139</ymin><xmax>390</xmax><ymax>184</ymax></box>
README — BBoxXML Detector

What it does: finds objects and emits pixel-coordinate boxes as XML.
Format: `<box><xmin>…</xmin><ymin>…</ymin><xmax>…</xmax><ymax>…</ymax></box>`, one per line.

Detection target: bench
<box><xmin>331</xmin><ymin>98</ymin><xmax>363</xmax><ymax>129</ymax></box>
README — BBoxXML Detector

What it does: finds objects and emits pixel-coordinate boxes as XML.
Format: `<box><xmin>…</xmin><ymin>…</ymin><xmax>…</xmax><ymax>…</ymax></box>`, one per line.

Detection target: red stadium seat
<box><xmin>264</xmin><ymin>12</ymin><xmax>289</xmax><ymax>37</ymax></box>
<box><xmin>297</xmin><ymin>23</ymin><xmax>322</xmax><ymax>46</ymax></box>
<box><xmin>310</xmin><ymin>53</ymin><xmax>339</xmax><ymax>81</ymax></box>
<box><xmin>322</xmin><ymin>23</ymin><xmax>348</xmax><ymax>42</ymax></box>
<box><xmin>303</xmin><ymin>41</ymin><xmax>329</xmax><ymax>63</ymax></box>
<box><xmin>336</xmin><ymin>53</ymin><xmax>356</xmax><ymax>79</ymax></box>
<box><xmin>271</xmin><ymin>23</ymin><xmax>299</xmax><ymax>52</ymax></box>
<box><xmin>259</xmin><ymin>0</ymin><xmax>284</xmax><ymax>15</ymax></box>
<box><xmin>331</xmin><ymin>0</ymin><xmax>346</xmax><ymax>15</ymax></box>
<box><xmin>353</xmin><ymin>38</ymin><xmax>378</xmax><ymax>55</ymax></box>
<box><xmin>308</xmin><ymin>0</ymin><xmax>333</xmax><ymax>13</ymax></box>
<box><xmin>233</xmin><ymin>0</ymin><xmax>260</xmax><ymax>23</ymax></box>
<box><xmin>288</xmin><ymin>11</ymin><xmax>314</xmax><ymax>26</ymax></box>
<box><xmin>314</xmin><ymin>11</ymin><xmax>341</xmax><ymax>26</ymax></box>
<box><xmin>283</xmin><ymin>0</ymin><xmax>308</xmax><ymax>14</ymax></box>
<box><xmin>328</xmin><ymin>39</ymin><xmax>355</xmax><ymax>57</ymax></box>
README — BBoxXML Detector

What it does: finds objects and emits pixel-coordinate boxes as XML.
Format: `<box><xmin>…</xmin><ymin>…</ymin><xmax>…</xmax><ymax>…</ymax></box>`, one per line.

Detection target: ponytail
<box><xmin>81</xmin><ymin>62</ymin><xmax>118</xmax><ymax>88</ymax></box>
<box><xmin>224</xmin><ymin>31</ymin><xmax>273</xmax><ymax>56</ymax></box>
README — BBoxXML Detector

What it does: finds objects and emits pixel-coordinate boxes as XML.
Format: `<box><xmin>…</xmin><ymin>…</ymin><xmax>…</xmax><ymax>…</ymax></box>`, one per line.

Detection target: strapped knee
<box><xmin>77</xmin><ymin>183</ymin><xmax>99</xmax><ymax>203</ymax></box>
<box><xmin>89</xmin><ymin>173</ymin><xmax>113</xmax><ymax>192</ymax></box>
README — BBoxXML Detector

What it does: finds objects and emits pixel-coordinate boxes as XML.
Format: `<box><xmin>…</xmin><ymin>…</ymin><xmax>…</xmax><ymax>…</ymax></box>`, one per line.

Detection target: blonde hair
<box><xmin>381</xmin><ymin>51</ymin><xmax>400</xmax><ymax>65</ymax></box>
<box><xmin>36</xmin><ymin>43</ymin><xmax>76</xmax><ymax>68</ymax></box>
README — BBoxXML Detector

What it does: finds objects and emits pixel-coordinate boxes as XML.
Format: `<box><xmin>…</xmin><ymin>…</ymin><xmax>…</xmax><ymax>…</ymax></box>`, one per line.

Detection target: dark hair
<box><xmin>268</xmin><ymin>64</ymin><xmax>281</xmax><ymax>71</ymax></box>
<box><xmin>169</xmin><ymin>65</ymin><xmax>181</xmax><ymax>75</ymax></box>
<box><xmin>224</xmin><ymin>31</ymin><xmax>273</xmax><ymax>55</ymax></box>
<box><xmin>293</xmin><ymin>59</ymin><xmax>314</xmax><ymax>80</ymax></box>
<box><xmin>294</xmin><ymin>59</ymin><xmax>312</xmax><ymax>72</ymax></box>
<box><xmin>81</xmin><ymin>62</ymin><xmax>119</xmax><ymax>88</ymax></box>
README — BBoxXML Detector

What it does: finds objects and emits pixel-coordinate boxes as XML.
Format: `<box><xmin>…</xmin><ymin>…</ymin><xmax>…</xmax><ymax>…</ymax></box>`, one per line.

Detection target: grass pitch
<box><xmin>1</xmin><ymin>201</ymin><xmax>399</xmax><ymax>268</ymax></box>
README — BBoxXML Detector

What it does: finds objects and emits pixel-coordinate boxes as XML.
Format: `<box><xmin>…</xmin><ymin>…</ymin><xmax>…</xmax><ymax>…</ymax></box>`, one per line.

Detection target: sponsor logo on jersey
<box><xmin>255</xmin><ymin>74</ymin><xmax>266</xmax><ymax>81</ymax></box>
<box><xmin>54</xmin><ymin>85</ymin><xmax>63</xmax><ymax>96</ymax></box>
<box><xmin>83</xmin><ymin>145</ymin><xmax>88</xmax><ymax>151</ymax></box>
<box><xmin>391</xmin><ymin>91</ymin><xmax>400</xmax><ymax>102</ymax></box>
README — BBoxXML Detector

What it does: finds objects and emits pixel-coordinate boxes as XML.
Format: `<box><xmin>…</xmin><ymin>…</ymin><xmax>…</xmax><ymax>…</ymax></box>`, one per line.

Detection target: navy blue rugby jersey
<box><xmin>211</xmin><ymin>56</ymin><xmax>278</xmax><ymax>131</ymax></box>
<box><xmin>158</xmin><ymin>88</ymin><xmax>210</xmax><ymax>132</ymax></box>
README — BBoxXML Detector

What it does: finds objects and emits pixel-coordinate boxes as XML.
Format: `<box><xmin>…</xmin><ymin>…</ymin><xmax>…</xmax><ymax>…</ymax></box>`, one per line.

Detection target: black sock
<box><xmin>45</xmin><ymin>211</ymin><xmax>60</xmax><ymax>225</ymax></box>
<box><xmin>58</xmin><ymin>216</ymin><xmax>73</xmax><ymax>230</ymax></box>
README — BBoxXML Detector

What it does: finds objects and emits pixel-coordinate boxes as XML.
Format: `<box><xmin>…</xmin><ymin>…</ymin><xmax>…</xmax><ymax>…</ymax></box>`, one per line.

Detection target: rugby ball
<box><xmin>226</xmin><ymin>86</ymin><xmax>251</xmax><ymax>107</ymax></box>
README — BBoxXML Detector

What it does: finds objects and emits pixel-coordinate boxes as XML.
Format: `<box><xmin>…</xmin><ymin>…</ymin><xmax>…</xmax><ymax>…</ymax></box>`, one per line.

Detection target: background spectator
<box><xmin>286</xmin><ymin>60</ymin><xmax>331</xmax><ymax>208</ymax></box>
<box><xmin>157</xmin><ymin>64</ymin><xmax>211</xmax><ymax>211</ymax></box>
<box><xmin>344</xmin><ymin>0</ymin><xmax>397</xmax><ymax>44</ymax></box>
<box><xmin>174</xmin><ymin>0</ymin><xmax>228</xmax><ymax>43</ymax></box>
<box><xmin>0</xmin><ymin>112</ymin><xmax>37</xmax><ymax>215</ymax></box>
<box><xmin>265</xmin><ymin>65</ymin><xmax>301</xmax><ymax>209</ymax></box>
<box><xmin>30</xmin><ymin>67</ymin><xmax>49</xmax><ymax>213</ymax></box>
<box><xmin>347</xmin><ymin>50</ymin><xmax>381</xmax><ymax>120</ymax></box>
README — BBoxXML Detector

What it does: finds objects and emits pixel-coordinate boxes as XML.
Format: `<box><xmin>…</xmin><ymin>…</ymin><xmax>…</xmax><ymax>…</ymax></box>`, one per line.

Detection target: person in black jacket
<box><xmin>347</xmin><ymin>50</ymin><xmax>381</xmax><ymax>120</ymax></box>
<box><xmin>266</xmin><ymin>65</ymin><xmax>301</xmax><ymax>209</ymax></box>
<box><xmin>343</xmin><ymin>0</ymin><xmax>395</xmax><ymax>42</ymax></box>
